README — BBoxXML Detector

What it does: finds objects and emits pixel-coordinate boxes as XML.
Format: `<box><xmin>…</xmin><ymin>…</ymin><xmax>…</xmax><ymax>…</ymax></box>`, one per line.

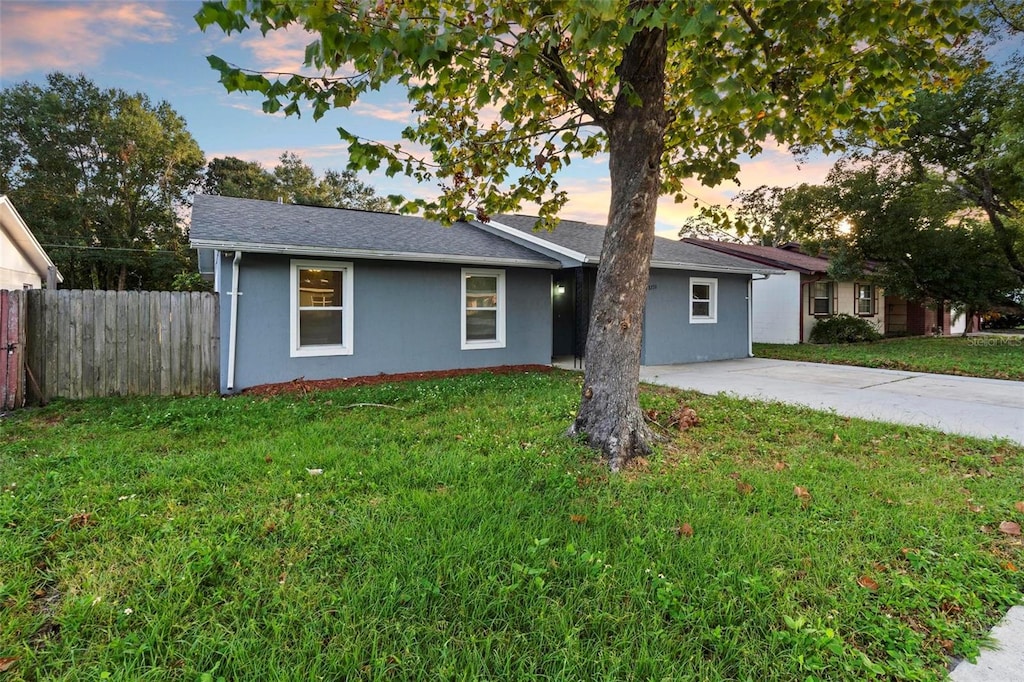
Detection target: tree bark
<box><xmin>568</xmin><ymin>22</ymin><xmax>668</xmax><ymax>471</ymax></box>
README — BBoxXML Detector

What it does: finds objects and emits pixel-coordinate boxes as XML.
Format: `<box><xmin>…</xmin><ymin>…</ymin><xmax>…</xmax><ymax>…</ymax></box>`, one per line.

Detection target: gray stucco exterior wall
<box><xmin>641</xmin><ymin>269</ymin><xmax>751</xmax><ymax>365</ymax></box>
<box><xmin>219</xmin><ymin>253</ymin><xmax>552</xmax><ymax>392</ymax></box>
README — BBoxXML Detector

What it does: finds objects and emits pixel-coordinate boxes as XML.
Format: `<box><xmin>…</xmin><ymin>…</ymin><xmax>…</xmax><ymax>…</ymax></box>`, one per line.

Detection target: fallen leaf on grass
<box><xmin>68</xmin><ymin>512</ymin><xmax>94</xmax><ymax>529</ymax></box>
<box><xmin>991</xmin><ymin>455</ymin><xmax>1005</xmax><ymax>465</ymax></box>
<box><xmin>939</xmin><ymin>638</ymin><xmax>954</xmax><ymax>654</ymax></box>
<box><xmin>794</xmin><ymin>486</ymin><xmax>812</xmax><ymax>507</ymax></box>
<box><xmin>1015</xmin><ymin>501</ymin><xmax>1024</xmax><ymax>514</ymax></box>
<box><xmin>968</xmin><ymin>504</ymin><xmax>984</xmax><ymax>513</ymax></box>
<box><xmin>1003</xmin><ymin>561</ymin><xmax>1018</xmax><ymax>572</ymax></box>
<box><xmin>736</xmin><ymin>481</ymin><xmax>754</xmax><ymax>496</ymax></box>
<box><xmin>569</xmin><ymin>514</ymin><xmax>588</xmax><ymax>525</ymax></box>
<box><xmin>773</xmin><ymin>461</ymin><xmax>788</xmax><ymax>471</ymax></box>
<box><xmin>306</xmin><ymin>468</ymin><xmax>323</xmax><ymax>476</ymax></box>
<box><xmin>0</xmin><ymin>657</ymin><xmax>18</xmax><ymax>672</ymax></box>
<box><xmin>832</xmin><ymin>433</ymin><xmax>842</xmax><ymax>443</ymax></box>
<box><xmin>998</xmin><ymin>521</ymin><xmax>1021</xmax><ymax>536</ymax></box>
<box><xmin>857</xmin><ymin>575</ymin><xmax>879</xmax><ymax>591</ymax></box>
<box><xmin>676</xmin><ymin>523</ymin><xmax>694</xmax><ymax>538</ymax></box>
<box><xmin>669</xmin><ymin>405</ymin><xmax>699</xmax><ymax>430</ymax></box>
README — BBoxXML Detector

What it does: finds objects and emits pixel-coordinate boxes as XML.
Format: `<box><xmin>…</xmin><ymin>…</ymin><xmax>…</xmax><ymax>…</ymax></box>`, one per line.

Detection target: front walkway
<box><xmin>634</xmin><ymin>358</ymin><xmax>1024</xmax><ymax>445</ymax></box>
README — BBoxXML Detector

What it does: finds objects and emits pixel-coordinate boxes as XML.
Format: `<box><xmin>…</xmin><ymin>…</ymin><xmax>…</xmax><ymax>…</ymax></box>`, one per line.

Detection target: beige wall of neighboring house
<box><xmin>0</xmin><ymin>229</ymin><xmax>44</xmax><ymax>289</ymax></box>
<box><xmin>801</xmin><ymin>277</ymin><xmax>885</xmax><ymax>342</ymax></box>
<box><xmin>0</xmin><ymin>195</ymin><xmax>62</xmax><ymax>290</ymax></box>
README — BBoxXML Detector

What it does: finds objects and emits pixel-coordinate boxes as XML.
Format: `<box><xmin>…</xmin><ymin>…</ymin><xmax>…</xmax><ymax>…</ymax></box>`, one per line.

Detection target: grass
<box><xmin>755</xmin><ymin>335</ymin><xmax>1024</xmax><ymax>381</ymax></box>
<box><xmin>1</xmin><ymin>369</ymin><xmax>1022</xmax><ymax>681</ymax></box>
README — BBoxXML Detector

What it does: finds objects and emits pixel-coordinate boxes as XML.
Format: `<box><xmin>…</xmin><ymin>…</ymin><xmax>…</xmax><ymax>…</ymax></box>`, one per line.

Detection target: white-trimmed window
<box><xmin>810</xmin><ymin>281</ymin><xmax>833</xmax><ymax>316</ymax></box>
<box><xmin>290</xmin><ymin>259</ymin><xmax>353</xmax><ymax>357</ymax></box>
<box><xmin>689</xmin><ymin>277</ymin><xmax>718</xmax><ymax>324</ymax></box>
<box><xmin>461</xmin><ymin>268</ymin><xmax>506</xmax><ymax>349</ymax></box>
<box><xmin>856</xmin><ymin>283</ymin><xmax>875</xmax><ymax>316</ymax></box>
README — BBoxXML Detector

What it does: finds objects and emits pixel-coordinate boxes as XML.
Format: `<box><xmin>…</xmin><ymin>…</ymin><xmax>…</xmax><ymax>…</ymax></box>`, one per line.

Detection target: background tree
<box><xmin>830</xmin><ymin>159</ymin><xmax>1019</xmax><ymax>325</ymax></box>
<box><xmin>204</xmin><ymin>151</ymin><xmax>393</xmax><ymax>211</ymax></box>
<box><xmin>203</xmin><ymin>156</ymin><xmax>277</xmax><ymax>200</ymax></box>
<box><xmin>679</xmin><ymin>183</ymin><xmax>838</xmax><ymax>246</ymax></box>
<box><xmin>199</xmin><ymin>1</ymin><xmax>974</xmax><ymax>469</ymax></box>
<box><xmin>0</xmin><ymin>73</ymin><xmax>205</xmax><ymax>290</ymax></box>
<box><xmin>889</xmin><ymin>64</ymin><xmax>1024</xmax><ymax>284</ymax></box>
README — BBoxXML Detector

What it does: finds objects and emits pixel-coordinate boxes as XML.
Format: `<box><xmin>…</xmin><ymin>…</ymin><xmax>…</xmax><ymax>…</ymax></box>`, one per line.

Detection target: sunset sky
<box><xmin>0</xmin><ymin>0</ymin><xmax>837</xmax><ymax>236</ymax></box>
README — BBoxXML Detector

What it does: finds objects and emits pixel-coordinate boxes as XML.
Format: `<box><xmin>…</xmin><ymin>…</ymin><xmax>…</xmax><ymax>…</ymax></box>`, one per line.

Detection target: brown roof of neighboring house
<box><xmin>680</xmin><ymin>238</ymin><xmax>830</xmax><ymax>275</ymax></box>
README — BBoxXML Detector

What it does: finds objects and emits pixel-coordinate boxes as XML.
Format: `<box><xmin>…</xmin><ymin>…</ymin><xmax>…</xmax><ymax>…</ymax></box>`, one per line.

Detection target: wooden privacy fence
<box><xmin>25</xmin><ymin>290</ymin><xmax>219</xmax><ymax>402</ymax></box>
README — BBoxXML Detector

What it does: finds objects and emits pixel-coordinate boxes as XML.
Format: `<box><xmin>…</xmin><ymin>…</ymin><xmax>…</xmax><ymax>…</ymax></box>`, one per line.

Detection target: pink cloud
<box><xmin>240</xmin><ymin>27</ymin><xmax>315</xmax><ymax>74</ymax></box>
<box><xmin>1</xmin><ymin>1</ymin><xmax>174</xmax><ymax>78</ymax></box>
<box><xmin>350</xmin><ymin>102</ymin><xmax>414</xmax><ymax>124</ymax></box>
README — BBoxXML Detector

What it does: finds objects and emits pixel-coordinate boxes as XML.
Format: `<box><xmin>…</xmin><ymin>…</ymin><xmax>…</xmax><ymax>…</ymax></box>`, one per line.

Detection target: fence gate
<box><xmin>0</xmin><ymin>289</ymin><xmax>27</xmax><ymax>410</ymax></box>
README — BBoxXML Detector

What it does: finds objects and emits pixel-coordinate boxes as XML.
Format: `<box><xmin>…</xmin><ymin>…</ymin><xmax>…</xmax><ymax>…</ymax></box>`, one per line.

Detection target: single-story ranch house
<box><xmin>190</xmin><ymin>195</ymin><xmax>777</xmax><ymax>393</ymax></box>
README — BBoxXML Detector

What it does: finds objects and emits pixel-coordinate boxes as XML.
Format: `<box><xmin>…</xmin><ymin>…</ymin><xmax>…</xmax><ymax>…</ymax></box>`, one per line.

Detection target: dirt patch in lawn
<box><xmin>242</xmin><ymin>364</ymin><xmax>553</xmax><ymax>397</ymax></box>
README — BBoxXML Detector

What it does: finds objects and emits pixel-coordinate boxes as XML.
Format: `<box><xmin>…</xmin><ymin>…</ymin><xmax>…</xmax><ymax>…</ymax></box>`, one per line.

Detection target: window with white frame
<box><xmin>689</xmin><ymin>277</ymin><xmax>718</xmax><ymax>324</ymax></box>
<box><xmin>810</xmin><ymin>281</ymin><xmax>833</xmax><ymax>316</ymax></box>
<box><xmin>856</xmin><ymin>283</ymin><xmax>875</xmax><ymax>316</ymax></box>
<box><xmin>461</xmin><ymin>268</ymin><xmax>505</xmax><ymax>349</ymax></box>
<box><xmin>290</xmin><ymin>260</ymin><xmax>353</xmax><ymax>357</ymax></box>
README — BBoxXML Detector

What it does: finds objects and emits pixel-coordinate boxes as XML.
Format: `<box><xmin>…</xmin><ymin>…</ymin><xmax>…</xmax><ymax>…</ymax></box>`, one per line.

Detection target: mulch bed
<box><xmin>241</xmin><ymin>364</ymin><xmax>553</xmax><ymax>397</ymax></box>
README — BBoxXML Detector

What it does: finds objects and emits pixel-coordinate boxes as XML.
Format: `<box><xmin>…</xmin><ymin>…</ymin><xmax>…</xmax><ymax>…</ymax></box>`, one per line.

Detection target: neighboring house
<box><xmin>682</xmin><ymin>239</ymin><xmax>884</xmax><ymax>343</ymax></box>
<box><xmin>190</xmin><ymin>195</ymin><xmax>776</xmax><ymax>393</ymax></box>
<box><xmin>0</xmin><ymin>195</ymin><xmax>62</xmax><ymax>289</ymax></box>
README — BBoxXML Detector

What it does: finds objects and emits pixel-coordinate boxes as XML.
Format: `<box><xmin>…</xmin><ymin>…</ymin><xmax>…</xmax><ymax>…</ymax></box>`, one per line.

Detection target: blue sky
<box><xmin>0</xmin><ymin>0</ymin><xmax>837</xmax><ymax>236</ymax></box>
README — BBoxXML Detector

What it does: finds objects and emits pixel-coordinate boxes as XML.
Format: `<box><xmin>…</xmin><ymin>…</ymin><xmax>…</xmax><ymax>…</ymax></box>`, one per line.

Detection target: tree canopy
<box><xmin>205</xmin><ymin>152</ymin><xmax>394</xmax><ymax>211</ymax></box>
<box><xmin>0</xmin><ymin>73</ymin><xmax>206</xmax><ymax>290</ymax></box>
<box><xmin>197</xmin><ymin>0</ymin><xmax>975</xmax><ymax>467</ymax></box>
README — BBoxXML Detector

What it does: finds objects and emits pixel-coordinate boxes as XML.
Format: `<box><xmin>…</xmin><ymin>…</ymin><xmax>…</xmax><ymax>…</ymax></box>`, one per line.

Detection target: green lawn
<box><xmin>755</xmin><ymin>336</ymin><xmax>1024</xmax><ymax>381</ymax></box>
<box><xmin>2</xmin><ymin>370</ymin><xmax>1022</xmax><ymax>681</ymax></box>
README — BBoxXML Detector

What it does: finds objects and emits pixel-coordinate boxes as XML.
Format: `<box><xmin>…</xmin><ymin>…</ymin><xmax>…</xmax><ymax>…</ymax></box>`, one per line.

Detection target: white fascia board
<box><xmin>650</xmin><ymin>260</ymin><xmax>784</xmax><ymax>275</ymax></box>
<box><xmin>470</xmin><ymin>218</ymin><xmax>591</xmax><ymax>264</ymax></box>
<box><xmin>0</xmin><ymin>195</ymin><xmax>64</xmax><ymax>282</ymax></box>
<box><xmin>189</xmin><ymin>239</ymin><xmax>562</xmax><ymax>270</ymax></box>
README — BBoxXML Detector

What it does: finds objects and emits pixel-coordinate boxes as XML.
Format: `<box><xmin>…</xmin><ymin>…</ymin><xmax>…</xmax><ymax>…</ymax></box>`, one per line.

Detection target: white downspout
<box><xmin>227</xmin><ymin>251</ymin><xmax>242</xmax><ymax>391</ymax></box>
<box><xmin>748</xmin><ymin>277</ymin><xmax>754</xmax><ymax>356</ymax></box>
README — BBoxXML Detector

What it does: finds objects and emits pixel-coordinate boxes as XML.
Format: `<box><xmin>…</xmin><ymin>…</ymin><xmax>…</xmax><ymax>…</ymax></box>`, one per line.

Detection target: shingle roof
<box><xmin>680</xmin><ymin>238</ymin><xmax>830</xmax><ymax>274</ymax></box>
<box><xmin>491</xmin><ymin>215</ymin><xmax>779</xmax><ymax>274</ymax></box>
<box><xmin>190</xmin><ymin>195</ymin><xmax>559</xmax><ymax>268</ymax></box>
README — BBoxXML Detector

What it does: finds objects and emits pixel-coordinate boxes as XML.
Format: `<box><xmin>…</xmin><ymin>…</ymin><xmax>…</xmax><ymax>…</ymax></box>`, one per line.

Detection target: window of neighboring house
<box><xmin>462</xmin><ymin>268</ymin><xmax>506</xmax><ymax>349</ymax></box>
<box><xmin>810</xmin><ymin>281</ymin><xmax>833</xmax><ymax>316</ymax></box>
<box><xmin>856</xmin><ymin>283</ymin><xmax>875</xmax><ymax>316</ymax></box>
<box><xmin>689</xmin><ymin>277</ymin><xmax>718</xmax><ymax>324</ymax></box>
<box><xmin>290</xmin><ymin>260</ymin><xmax>353</xmax><ymax>357</ymax></box>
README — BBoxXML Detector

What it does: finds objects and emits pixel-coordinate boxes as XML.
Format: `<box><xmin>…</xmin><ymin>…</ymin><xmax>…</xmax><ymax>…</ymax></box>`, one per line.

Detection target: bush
<box><xmin>809</xmin><ymin>314</ymin><xmax>882</xmax><ymax>344</ymax></box>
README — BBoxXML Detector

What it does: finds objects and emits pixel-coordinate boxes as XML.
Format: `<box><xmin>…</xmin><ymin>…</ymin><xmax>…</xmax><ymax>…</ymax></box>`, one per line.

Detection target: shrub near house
<box><xmin>809</xmin><ymin>313</ymin><xmax>883</xmax><ymax>344</ymax></box>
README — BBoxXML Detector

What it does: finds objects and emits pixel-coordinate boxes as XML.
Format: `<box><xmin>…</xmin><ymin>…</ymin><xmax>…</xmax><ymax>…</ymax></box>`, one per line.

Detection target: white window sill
<box><xmin>291</xmin><ymin>345</ymin><xmax>353</xmax><ymax>358</ymax></box>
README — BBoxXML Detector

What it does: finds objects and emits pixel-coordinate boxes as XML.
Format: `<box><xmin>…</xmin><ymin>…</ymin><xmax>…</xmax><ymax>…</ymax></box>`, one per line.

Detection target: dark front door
<box><xmin>551</xmin><ymin>271</ymin><xmax>575</xmax><ymax>357</ymax></box>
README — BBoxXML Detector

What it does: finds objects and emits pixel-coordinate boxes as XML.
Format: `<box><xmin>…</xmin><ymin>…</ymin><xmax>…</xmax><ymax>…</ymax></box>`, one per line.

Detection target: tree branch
<box><xmin>539</xmin><ymin>45</ymin><xmax>609</xmax><ymax>126</ymax></box>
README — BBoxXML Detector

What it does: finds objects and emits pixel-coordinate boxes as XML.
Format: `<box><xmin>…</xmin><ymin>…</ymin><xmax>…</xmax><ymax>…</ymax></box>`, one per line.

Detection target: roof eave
<box><xmin>650</xmin><ymin>260</ymin><xmax>783</xmax><ymax>275</ymax></box>
<box><xmin>189</xmin><ymin>239</ymin><xmax>561</xmax><ymax>269</ymax></box>
<box><xmin>471</xmin><ymin>218</ymin><xmax>591</xmax><ymax>263</ymax></box>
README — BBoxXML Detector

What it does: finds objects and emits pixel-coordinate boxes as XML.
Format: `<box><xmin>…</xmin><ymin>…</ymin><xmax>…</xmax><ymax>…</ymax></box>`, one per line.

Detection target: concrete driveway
<box><xmin>639</xmin><ymin>358</ymin><xmax>1024</xmax><ymax>445</ymax></box>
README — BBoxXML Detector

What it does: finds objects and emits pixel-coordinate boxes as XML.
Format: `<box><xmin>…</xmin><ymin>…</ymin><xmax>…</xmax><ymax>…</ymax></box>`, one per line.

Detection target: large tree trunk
<box><xmin>568</xmin><ymin>23</ymin><xmax>668</xmax><ymax>471</ymax></box>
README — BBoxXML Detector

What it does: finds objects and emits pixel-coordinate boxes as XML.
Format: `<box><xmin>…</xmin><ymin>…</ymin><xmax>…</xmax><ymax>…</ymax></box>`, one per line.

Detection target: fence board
<box><xmin>22</xmin><ymin>290</ymin><xmax>219</xmax><ymax>402</ymax></box>
<box><xmin>26</xmin><ymin>291</ymin><xmax>42</xmax><ymax>402</ymax></box>
<box><xmin>57</xmin><ymin>292</ymin><xmax>71</xmax><ymax>398</ymax></box>
<box><xmin>0</xmin><ymin>290</ymin><xmax>19</xmax><ymax>410</ymax></box>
